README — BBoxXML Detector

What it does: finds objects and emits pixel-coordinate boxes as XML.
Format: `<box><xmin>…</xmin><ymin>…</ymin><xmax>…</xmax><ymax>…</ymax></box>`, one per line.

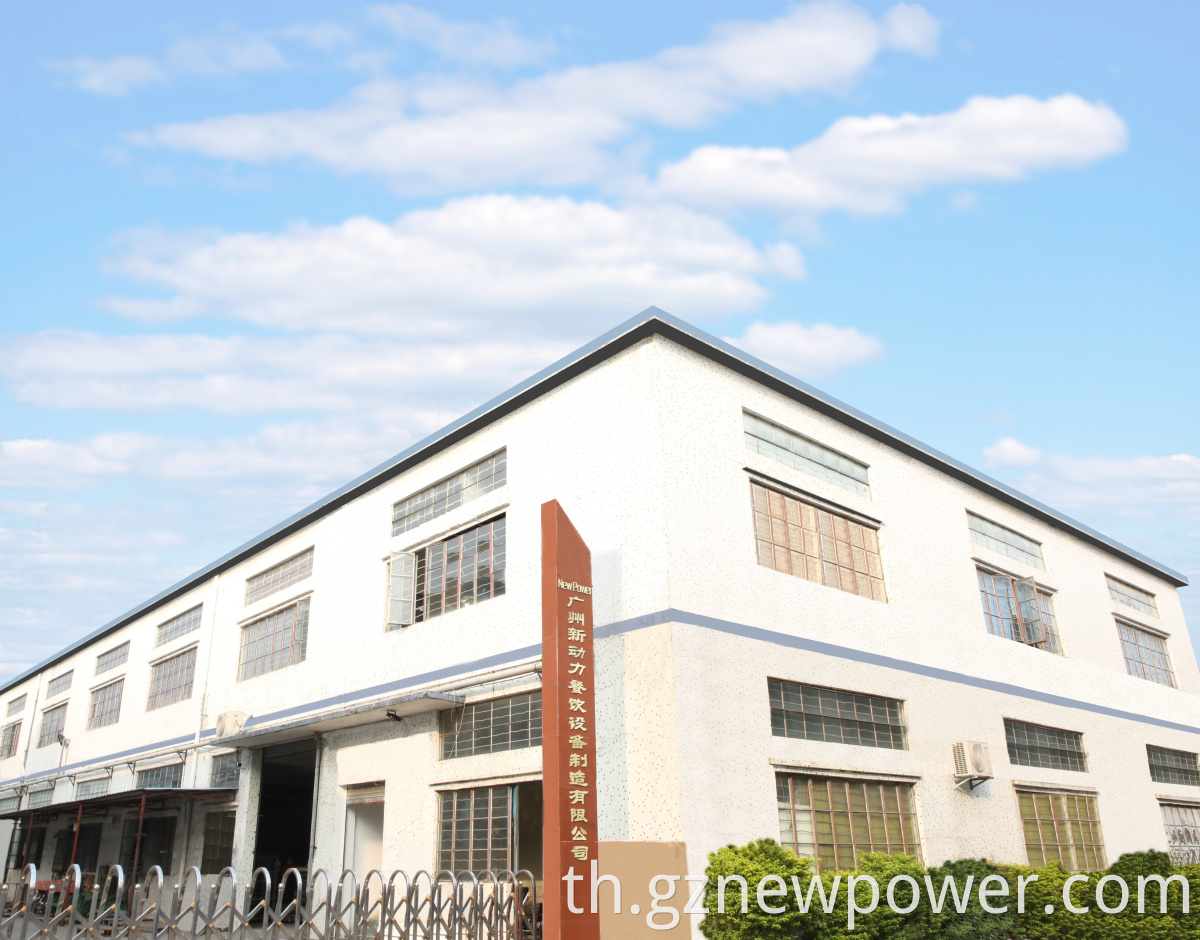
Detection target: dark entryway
<box><xmin>120</xmin><ymin>817</ymin><xmax>177</xmax><ymax>875</ymax></box>
<box><xmin>253</xmin><ymin>740</ymin><xmax>315</xmax><ymax>883</ymax></box>
<box><xmin>52</xmin><ymin>823</ymin><xmax>102</xmax><ymax>875</ymax></box>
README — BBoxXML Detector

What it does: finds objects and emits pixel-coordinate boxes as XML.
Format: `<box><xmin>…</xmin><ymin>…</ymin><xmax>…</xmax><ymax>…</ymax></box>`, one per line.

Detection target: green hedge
<box><xmin>699</xmin><ymin>840</ymin><xmax>1198</xmax><ymax>939</ymax></box>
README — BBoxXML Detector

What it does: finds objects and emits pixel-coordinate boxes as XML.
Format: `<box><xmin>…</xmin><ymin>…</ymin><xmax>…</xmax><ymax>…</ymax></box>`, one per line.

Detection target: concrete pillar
<box><xmin>230</xmin><ymin>747</ymin><xmax>262</xmax><ymax>878</ymax></box>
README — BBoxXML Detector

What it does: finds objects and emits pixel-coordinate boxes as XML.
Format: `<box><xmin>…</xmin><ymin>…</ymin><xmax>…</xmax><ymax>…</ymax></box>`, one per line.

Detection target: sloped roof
<box><xmin>2</xmin><ymin>308</ymin><xmax>1186</xmax><ymax>694</ymax></box>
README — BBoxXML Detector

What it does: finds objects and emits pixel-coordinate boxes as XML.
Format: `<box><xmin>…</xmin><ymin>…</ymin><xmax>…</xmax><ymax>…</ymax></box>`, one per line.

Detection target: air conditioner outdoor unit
<box><xmin>953</xmin><ymin>741</ymin><xmax>993</xmax><ymax>790</ymax></box>
<box><xmin>216</xmin><ymin>710</ymin><xmax>249</xmax><ymax>737</ymax></box>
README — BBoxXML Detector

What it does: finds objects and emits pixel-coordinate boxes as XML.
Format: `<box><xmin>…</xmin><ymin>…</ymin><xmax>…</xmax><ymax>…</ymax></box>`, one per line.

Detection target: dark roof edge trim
<box><xmin>2</xmin><ymin>307</ymin><xmax>1185</xmax><ymax>695</ymax></box>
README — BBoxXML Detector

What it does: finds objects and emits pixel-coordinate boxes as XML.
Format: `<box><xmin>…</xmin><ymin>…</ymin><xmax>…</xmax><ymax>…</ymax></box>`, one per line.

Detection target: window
<box><xmin>0</xmin><ymin>722</ymin><xmax>20</xmax><ymax>759</ymax></box>
<box><xmin>76</xmin><ymin>777</ymin><xmax>110</xmax><ymax>800</ymax></box>
<box><xmin>1161</xmin><ymin>804</ymin><xmax>1200</xmax><ymax>866</ymax></box>
<box><xmin>968</xmin><ymin>514</ymin><xmax>1044</xmax><ymax>570</ymax></box>
<box><xmin>28</xmin><ymin>789</ymin><xmax>53</xmax><ymax>809</ymax></box>
<box><xmin>157</xmin><ymin>605</ymin><xmax>203</xmax><ymax>646</ymax></box>
<box><xmin>147</xmin><ymin>648</ymin><xmax>198</xmax><ymax>709</ymax></box>
<box><xmin>7</xmin><ymin>695</ymin><xmax>26</xmax><ymax>717</ymax></box>
<box><xmin>137</xmin><ymin>763</ymin><xmax>183</xmax><ymax>789</ymax></box>
<box><xmin>211</xmin><ymin>753</ymin><xmax>240</xmax><ymax>789</ymax></box>
<box><xmin>744</xmin><ymin>413</ymin><xmax>870</xmax><ymax>498</ymax></box>
<box><xmin>776</xmin><ymin>774</ymin><xmax>919</xmax><ymax>871</ymax></box>
<box><xmin>392</xmin><ymin>451</ymin><xmax>507</xmax><ymax>536</ymax></box>
<box><xmin>386</xmin><ymin>552</ymin><xmax>416</xmax><ymax>630</ymax></box>
<box><xmin>47</xmin><ymin>671</ymin><xmax>73</xmax><ymax>696</ymax></box>
<box><xmin>238</xmin><ymin>599</ymin><xmax>310</xmax><ymax>680</ymax></box>
<box><xmin>1017</xmin><ymin>790</ymin><xmax>1106</xmax><ymax>870</ymax></box>
<box><xmin>415</xmin><ymin>518</ymin><xmax>506</xmax><ymax>622</ymax></box>
<box><xmin>201</xmin><ymin>812</ymin><xmax>236</xmax><ymax>872</ymax></box>
<box><xmin>1005</xmin><ymin>719</ymin><xmax>1087</xmax><ymax>772</ymax></box>
<box><xmin>1107</xmin><ymin>576</ymin><xmax>1158</xmax><ymax>617</ymax></box>
<box><xmin>87</xmin><ymin>679</ymin><xmax>124</xmax><ymax>729</ymax></box>
<box><xmin>976</xmin><ymin>569</ymin><xmax>1062</xmax><ymax>654</ymax></box>
<box><xmin>120</xmin><ymin>817</ymin><xmax>176</xmax><ymax>875</ymax></box>
<box><xmin>95</xmin><ymin>642</ymin><xmax>129</xmax><ymax>675</ymax></box>
<box><xmin>768</xmin><ymin>679</ymin><xmax>905</xmax><ymax>750</ymax></box>
<box><xmin>438</xmin><ymin>786</ymin><xmax>512</xmax><ymax>873</ymax></box>
<box><xmin>37</xmin><ymin>704</ymin><xmax>67</xmax><ymax>748</ymax></box>
<box><xmin>245</xmin><ymin>548</ymin><xmax>313</xmax><ymax>605</ymax></box>
<box><xmin>1117</xmin><ymin>622</ymin><xmax>1175</xmax><ymax>687</ymax></box>
<box><xmin>1148</xmin><ymin>745</ymin><xmax>1199</xmax><ymax>787</ymax></box>
<box><xmin>441</xmin><ymin>692</ymin><xmax>542</xmax><ymax>759</ymax></box>
<box><xmin>751</xmin><ymin>482</ymin><xmax>886</xmax><ymax>602</ymax></box>
<box><xmin>0</xmin><ymin>795</ymin><xmax>18</xmax><ymax>813</ymax></box>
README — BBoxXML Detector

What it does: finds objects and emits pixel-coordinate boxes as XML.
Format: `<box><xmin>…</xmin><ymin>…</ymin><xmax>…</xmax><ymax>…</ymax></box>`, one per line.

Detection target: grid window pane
<box><xmin>157</xmin><ymin>605</ymin><xmax>204</xmax><ymax>646</ymax></box>
<box><xmin>416</xmin><ymin>518</ymin><xmax>506</xmax><ymax>622</ymax></box>
<box><xmin>211</xmin><ymin>753</ymin><xmax>240</xmax><ymax>789</ymax></box>
<box><xmin>1147</xmin><ymin>745</ymin><xmax>1200</xmax><ymax>787</ymax></box>
<box><xmin>137</xmin><ymin>763</ymin><xmax>183</xmax><ymax>788</ymax></box>
<box><xmin>87</xmin><ymin>679</ymin><xmax>124</xmax><ymax>729</ymax></box>
<box><xmin>1117</xmin><ymin>622</ymin><xmax>1176</xmax><ymax>687</ymax></box>
<box><xmin>1017</xmin><ymin>790</ymin><xmax>1106</xmax><ymax>870</ymax></box>
<box><xmin>96</xmin><ymin>642</ymin><xmax>130</xmax><ymax>675</ymax></box>
<box><xmin>6</xmin><ymin>695</ymin><xmax>25</xmax><ymax>717</ymax></box>
<box><xmin>751</xmin><ymin>482</ymin><xmax>885</xmax><ymax>601</ymax></box>
<box><xmin>1162</xmin><ymin>804</ymin><xmax>1200</xmax><ymax>866</ymax></box>
<box><xmin>37</xmin><ymin>704</ymin><xmax>67</xmax><ymax>748</ymax></box>
<box><xmin>744</xmin><ymin>413</ymin><xmax>871</xmax><ymax>498</ymax></box>
<box><xmin>441</xmin><ymin>692</ymin><xmax>542</xmax><ymax>758</ymax></box>
<box><xmin>437</xmin><ymin>786</ymin><xmax>512</xmax><ymax>874</ymax></box>
<box><xmin>147</xmin><ymin>648</ymin><xmax>198</xmax><ymax>709</ymax></box>
<box><xmin>392</xmin><ymin>451</ymin><xmax>508</xmax><ymax>536</ymax></box>
<box><xmin>0</xmin><ymin>796</ymin><xmax>17</xmax><ymax>813</ymax></box>
<box><xmin>976</xmin><ymin>569</ymin><xmax>1062</xmax><ymax>654</ymax></box>
<box><xmin>238</xmin><ymin>599</ymin><xmax>310</xmax><ymax>680</ymax></box>
<box><xmin>1005</xmin><ymin>719</ymin><xmax>1088</xmax><ymax>772</ymax></box>
<box><xmin>0</xmin><ymin>722</ymin><xmax>20</xmax><ymax>759</ymax></box>
<box><xmin>769</xmin><ymin>679</ymin><xmax>905</xmax><ymax>750</ymax></box>
<box><xmin>968</xmin><ymin>514</ymin><xmax>1045</xmax><ymax>569</ymax></box>
<box><xmin>47</xmin><ymin>672</ymin><xmax>73</xmax><ymax>696</ymax></box>
<box><xmin>1107</xmin><ymin>576</ymin><xmax>1158</xmax><ymax>617</ymax></box>
<box><xmin>777</xmin><ymin>773</ymin><xmax>919</xmax><ymax>871</ymax></box>
<box><xmin>28</xmin><ymin>789</ymin><xmax>52</xmax><ymax>808</ymax></box>
<box><xmin>245</xmin><ymin>549</ymin><xmax>314</xmax><ymax>605</ymax></box>
<box><xmin>76</xmin><ymin>777</ymin><xmax>109</xmax><ymax>800</ymax></box>
<box><xmin>201</xmin><ymin>812</ymin><xmax>237</xmax><ymax>872</ymax></box>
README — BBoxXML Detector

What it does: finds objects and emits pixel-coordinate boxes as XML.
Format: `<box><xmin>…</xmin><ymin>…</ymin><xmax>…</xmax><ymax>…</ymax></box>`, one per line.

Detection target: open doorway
<box><xmin>343</xmin><ymin>783</ymin><xmax>384</xmax><ymax>875</ymax></box>
<box><xmin>253</xmin><ymin>740</ymin><xmax>315</xmax><ymax>885</ymax></box>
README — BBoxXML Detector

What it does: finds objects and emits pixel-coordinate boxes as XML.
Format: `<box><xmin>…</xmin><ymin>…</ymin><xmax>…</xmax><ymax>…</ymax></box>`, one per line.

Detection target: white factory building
<box><xmin>1</xmin><ymin>308</ymin><xmax>1197</xmax><ymax>905</ymax></box>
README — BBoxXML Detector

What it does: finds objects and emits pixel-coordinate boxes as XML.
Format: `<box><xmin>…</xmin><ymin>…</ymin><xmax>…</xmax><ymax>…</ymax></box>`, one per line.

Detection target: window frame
<box><xmin>413</xmin><ymin>515</ymin><xmax>507</xmax><ymax>623</ymax></box>
<box><xmin>37</xmin><ymin>703</ymin><xmax>68</xmax><ymax>748</ymax></box>
<box><xmin>391</xmin><ymin>450</ymin><xmax>507</xmax><ymax>537</ymax></box>
<box><xmin>0</xmin><ymin>721</ymin><xmax>20</xmax><ymax>759</ymax></box>
<box><xmin>967</xmin><ymin>512</ymin><xmax>1045</xmax><ymax>570</ymax></box>
<box><xmin>768</xmin><ymin>678</ymin><xmax>907</xmax><ymax>751</ymax></box>
<box><xmin>95</xmin><ymin>641</ymin><xmax>130</xmax><ymax>675</ymax></box>
<box><xmin>1004</xmin><ymin>718</ymin><xmax>1088</xmax><ymax>772</ymax></box>
<box><xmin>975</xmin><ymin>566</ymin><xmax>1063</xmax><ymax>655</ymax></box>
<box><xmin>6</xmin><ymin>695</ymin><xmax>26</xmax><ymax>717</ymax></box>
<box><xmin>1116</xmin><ymin>618</ymin><xmax>1176</xmax><ymax>687</ymax></box>
<box><xmin>237</xmin><ymin>597</ymin><xmax>311</xmax><ymax>681</ymax></box>
<box><xmin>245</xmin><ymin>548</ymin><xmax>314</xmax><ymax>605</ymax></box>
<box><xmin>87</xmin><ymin>678</ymin><xmax>124</xmax><ymax>730</ymax></box>
<box><xmin>1016</xmin><ymin>788</ymin><xmax>1106</xmax><ymax>870</ymax></box>
<box><xmin>1106</xmin><ymin>575</ymin><xmax>1158</xmax><ymax>618</ymax></box>
<box><xmin>147</xmin><ymin>646</ymin><xmax>199</xmax><ymax>710</ymax></box>
<box><xmin>156</xmin><ymin>605</ymin><xmax>204</xmax><ymax>647</ymax></box>
<box><xmin>743</xmin><ymin>411</ymin><xmax>871</xmax><ymax>498</ymax></box>
<box><xmin>47</xmin><ymin>671</ymin><xmax>73</xmax><ymax>697</ymax></box>
<box><xmin>440</xmin><ymin>691</ymin><xmax>543</xmax><ymax>759</ymax></box>
<box><xmin>1148</xmin><ymin>745</ymin><xmax>1200</xmax><ymax>787</ymax></box>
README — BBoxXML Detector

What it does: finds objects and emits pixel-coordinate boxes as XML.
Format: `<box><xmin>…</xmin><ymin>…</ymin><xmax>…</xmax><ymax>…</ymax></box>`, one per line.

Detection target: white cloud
<box><xmin>165</xmin><ymin>35</ymin><xmax>288</xmax><ymax>76</ymax></box>
<box><xmin>52</xmin><ymin>56</ymin><xmax>165</xmax><ymax>96</ymax></box>
<box><xmin>724</xmin><ymin>320</ymin><xmax>884</xmax><ymax>380</ymax></box>
<box><xmin>882</xmin><ymin>3</ymin><xmax>940</xmax><ymax>56</ymax></box>
<box><xmin>130</xmin><ymin>2</ymin><xmax>925</xmax><ymax>188</ymax></box>
<box><xmin>97</xmin><ymin>195</ymin><xmax>801</xmax><ymax>335</ymax></box>
<box><xmin>0</xmin><ymin>331</ymin><xmax>572</xmax><ymax>415</ymax></box>
<box><xmin>283</xmin><ymin>22</ymin><xmax>356</xmax><ymax>52</ymax></box>
<box><xmin>983</xmin><ymin>436</ymin><xmax>1043</xmax><ymax>468</ymax></box>
<box><xmin>654</xmin><ymin>94</ymin><xmax>1127</xmax><ymax>214</ymax></box>
<box><xmin>368</xmin><ymin>4</ymin><xmax>552</xmax><ymax>67</ymax></box>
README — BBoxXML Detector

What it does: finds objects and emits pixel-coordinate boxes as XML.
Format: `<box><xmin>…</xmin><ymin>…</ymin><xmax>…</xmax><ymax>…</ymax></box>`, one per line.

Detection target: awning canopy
<box><xmin>0</xmin><ymin>787</ymin><xmax>236</xmax><ymax>822</ymax></box>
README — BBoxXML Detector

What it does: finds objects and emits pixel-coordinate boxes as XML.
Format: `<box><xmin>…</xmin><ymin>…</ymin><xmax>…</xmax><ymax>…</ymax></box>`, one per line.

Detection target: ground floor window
<box><xmin>437</xmin><ymin>781</ymin><xmax>542</xmax><ymax>879</ymax></box>
<box><xmin>1161</xmin><ymin>803</ymin><xmax>1200</xmax><ymax>866</ymax></box>
<box><xmin>119</xmin><ymin>816</ymin><xmax>177</xmax><ymax>876</ymax></box>
<box><xmin>201</xmin><ymin>812</ymin><xmax>236</xmax><ymax>873</ymax></box>
<box><xmin>51</xmin><ymin>823</ymin><xmax>102</xmax><ymax>875</ymax></box>
<box><xmin>1016</xmin><ymin>789</ymin><xmax>1106</xmax><ymax>870</ymax></box>
<box><xmin>776</xmin><ymin>773</ymin><xmax>920</xmax><ymax>871</ymax></box>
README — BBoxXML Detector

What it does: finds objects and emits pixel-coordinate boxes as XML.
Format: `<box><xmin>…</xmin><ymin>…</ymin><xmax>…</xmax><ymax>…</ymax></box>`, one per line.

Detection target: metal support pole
<box><xmin>127</xmin><ymin>793</ymin><xmax>146</xmax><ymax>910</ymax></box>
<box><xmin>19</xmin><ymin>812</ymin><xmax>33</xmax><ymax>869</ymax></box>
<box><xmin>68</xmin><ymin>804</ymin><xmax>82</xmax><ymax>869</ymax></box>
<box><xmin>306</xmin><ymin>733</ymin><xmax>322</xmax><ymax>882</ymax></box>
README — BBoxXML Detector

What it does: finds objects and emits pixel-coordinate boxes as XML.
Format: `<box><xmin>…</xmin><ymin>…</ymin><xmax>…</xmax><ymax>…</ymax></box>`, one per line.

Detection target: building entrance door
<box><xmin>253</xmin><ymin>740</ymin><xmax>315</xmax><ymax>883</ymax></box>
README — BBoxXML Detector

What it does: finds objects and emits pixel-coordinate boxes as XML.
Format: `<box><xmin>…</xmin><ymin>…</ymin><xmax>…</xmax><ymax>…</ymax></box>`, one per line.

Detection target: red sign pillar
<box><xmin>542</xmin><ymin>501</ymin><xmax>600</xmax><ymax>940</ymax></box>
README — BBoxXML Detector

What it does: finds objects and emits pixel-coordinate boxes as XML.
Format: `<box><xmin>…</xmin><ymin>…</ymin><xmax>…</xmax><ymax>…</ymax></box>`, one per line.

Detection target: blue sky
<box><xmin>1</xmin><ymin>0</ymin><xmax>1197</xmax><ymax>680</ymax></box>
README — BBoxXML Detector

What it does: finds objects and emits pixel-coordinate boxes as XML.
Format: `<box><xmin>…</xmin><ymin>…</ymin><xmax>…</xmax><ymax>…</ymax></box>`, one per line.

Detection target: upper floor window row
<box><xmin>976</xmin><ymin>568</ymin><xmax>1061</xmax><ymax>655</ymax></box>
<box><xmin>96</xmin><ymin>642</ymin><xmax>129</xmax><ymax>675</ymax></box>
<box><xmin>245</xmin><ymin>548</ymin><xmax>313</xmax><ymax>605</ymax></box>
<box><xmin>744</xmin><ymin>413</ymin><xmax>870</xmax><ymax>498</ymax></box>
<box><xmin>1117</xmin><ymin>621</ymin><xmax>1175</xmax><ymax>687</ymax></box>
<box><xmin>47</xmin><ymin>671</ymin><xmax>72</xmax><ymax>697</ymax></box>
<box><xmin>239</xmin><ymin>598</ymin><xmax>309</xmax><ymax>681</ymax></box>
<box><xmin>968</xmin><ymin>513</ymin><xmax>1044</xmax><ymax>570</ymax></box>
<box><xmin>1107</xmin><ymin>575</ymin><xmax>1158</xmax><ymax>618</ymax></box>
<box><xmin>392</xmin><ymin>450</ymin><xmax>507</xmax><ymax>537</ymax></box>
<box><xmin>1148</xmin><ymin>745</ymin><xmax>1199</xmax><ymax>787</ymax></box>
<box><xmin>6</xmin><ymin>695</ymin><xmax>25</xmax><ymax>717</ymax></box>
<box><xmin>0</xmin><ymin>721</ymin><xmax>20</xmax><ymax>759</ymax></box>
<box><xmin>1005</xmin><ymin>718</ymin><xmax>1087</xmax><ymax>773</ymax></box>
<box><xmin>769</xmin><ymin>678</ymin><xmax>905</xmax><ymax>750</ymax></box>
<box><xmin>751</xmin><ymin>482</ymin><xmax>886</xmax><ymax>602</ymax></box>
<box><xmin>441</xmin><ymin>691</ymin><xmax>541</xmax><ymax>759</ymax></box>
<box><xmin>158</xmin><ymin>605</ymin><xmax>203</xmax><ymax>646</ymax></box>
